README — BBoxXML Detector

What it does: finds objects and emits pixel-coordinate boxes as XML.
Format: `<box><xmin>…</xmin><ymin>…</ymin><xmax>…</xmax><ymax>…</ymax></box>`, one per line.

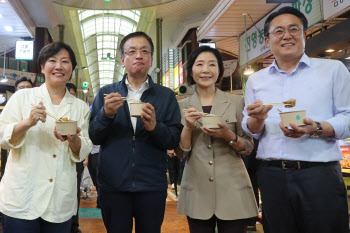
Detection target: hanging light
<box><xmin>0</xmin><ymin>76</ymin><xmax>8</xmax><ymax>83</ymax></box>
<box><xmin>243</xmin><ymin>65</ymin><xmax>254</xmax><ymax>76</ymax></box>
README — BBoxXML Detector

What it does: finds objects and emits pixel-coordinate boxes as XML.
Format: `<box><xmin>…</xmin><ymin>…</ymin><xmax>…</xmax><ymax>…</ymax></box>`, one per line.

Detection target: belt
<box><xmin>261</xmin><ymin>160</ymin><xmax>337</xmax><ymax>170</ymax></box>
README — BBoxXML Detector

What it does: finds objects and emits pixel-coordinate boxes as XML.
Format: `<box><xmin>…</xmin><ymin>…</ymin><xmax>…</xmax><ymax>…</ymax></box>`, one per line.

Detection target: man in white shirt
<box><xmin>242</xmin><ymin>6</ymin><xmax>350</xmax><ymax>233</ymax></box>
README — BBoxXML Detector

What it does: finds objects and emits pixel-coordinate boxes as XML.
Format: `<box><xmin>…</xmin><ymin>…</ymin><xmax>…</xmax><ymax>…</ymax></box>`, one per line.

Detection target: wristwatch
<box><xmin>312</xmin><ymin>121</ymin><xmax>323</xmax><ymax>137</ymax></box>
<box><xmin>228</xmin><ymin>135</ymin><xmax>238</xmax><ymax>146</ymax></box>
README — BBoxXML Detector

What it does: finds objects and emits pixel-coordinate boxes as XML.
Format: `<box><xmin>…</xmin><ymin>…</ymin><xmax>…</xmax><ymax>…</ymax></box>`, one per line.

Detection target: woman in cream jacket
<box><xmin>176</xmin><ymin>46</ymin><xmax>257</xmax><ymax>233</ymax></box>
<box><xmin>0</xmin><ymin>42</ymin><xmax>92</xmax><ymax>233</ymax></box>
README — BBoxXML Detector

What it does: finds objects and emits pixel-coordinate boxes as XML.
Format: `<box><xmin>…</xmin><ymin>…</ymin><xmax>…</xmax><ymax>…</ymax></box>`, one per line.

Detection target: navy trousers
<box><xmin>258</xmin><ymin>161</ymin><xmax>349</xmax><ymax>233</ymax></box>
<box><xmin>2</xmin><ymin>214</ymin><xmax>72</xmax><ymax>233</ymax></box>
<box><xmin>100</xmin><ymin>190</ymin><xmax>167</xmax><ymax>233</ymax></box>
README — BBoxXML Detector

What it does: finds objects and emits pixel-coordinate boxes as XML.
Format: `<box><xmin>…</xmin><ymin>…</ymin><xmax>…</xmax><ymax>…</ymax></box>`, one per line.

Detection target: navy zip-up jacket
<box><xmin>89</xmin><ymin>74</ymin><xmax>182</xmax><ymax>192</ymax></box>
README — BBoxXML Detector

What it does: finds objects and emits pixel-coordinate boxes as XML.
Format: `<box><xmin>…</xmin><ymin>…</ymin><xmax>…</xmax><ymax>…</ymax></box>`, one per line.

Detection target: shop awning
<box><xmin>197</xmin><ymin>0</ymin><xmax>278</xmax><ymax>57</ymax></box>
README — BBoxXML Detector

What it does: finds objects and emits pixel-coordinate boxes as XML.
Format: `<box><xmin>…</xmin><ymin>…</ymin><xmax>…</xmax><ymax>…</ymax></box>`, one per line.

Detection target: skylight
<box><xmin>78</xmin><ymin>10</ymin><xmax>140</xmax><ymax>93</ymax></box>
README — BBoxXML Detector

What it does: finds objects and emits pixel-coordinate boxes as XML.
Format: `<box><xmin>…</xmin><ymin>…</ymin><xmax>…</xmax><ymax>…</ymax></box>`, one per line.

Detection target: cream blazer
<box><xmin>0</xmin><ymin>84</ymin><xmax>92</xmax><ymax>223</ymax></box>
<box><xmin>176</xmin><ymin>89</ymin><xmax>258</xmax><ymax>220</ymax></box>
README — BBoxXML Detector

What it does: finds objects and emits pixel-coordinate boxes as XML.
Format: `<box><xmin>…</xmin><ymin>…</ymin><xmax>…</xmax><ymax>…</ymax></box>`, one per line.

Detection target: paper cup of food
<box><xmin>56</xmin><ymin>120</ymin><xmax>77</xmax><ymax>136</ymax></box>
<box><xmin>130</xmin><ymin>103</ymin><xmax>147</xmax><ymax>118</ymax></box>
<box><xmin>279</xmin><ymin>110</ymin><xmax>306</xmax><ymax>127</ymax></box>
<box><xmin>202</xmin><ymin>115</ymin><xmax>221</xmax><ymax>129</ymax></box>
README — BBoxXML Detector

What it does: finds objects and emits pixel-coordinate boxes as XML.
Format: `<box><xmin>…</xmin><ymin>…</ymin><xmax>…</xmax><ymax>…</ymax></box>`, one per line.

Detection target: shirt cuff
<box><xmin>242</xmin><ymin>119</ymin><xmax>264</xmax><ymax>139</ymax></box>
<box><xmin>326</xmin><ymin>117</ymin><xmax>349</xmax><ymax>139</ymax></box>
<box><xmin>0</xmin><ymin>123</ymin><xmax>26</xmax><ymax>149</ymax></box>
<box><xmin>179</xmin><ymin>143</ymin><xmax>191</xmax><ymax>152</ymax></box>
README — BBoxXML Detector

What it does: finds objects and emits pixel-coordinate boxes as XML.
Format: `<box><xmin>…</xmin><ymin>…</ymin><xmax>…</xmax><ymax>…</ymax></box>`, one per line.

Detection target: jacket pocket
<box><xmin>222</xmin><ymin>114</ymin><xmax>237</xmax><ymax>131</ymax></box>
<box><xmin>3</xmin><ymin>164</ymin><xmax>29</xmax><ymax>208</ymax></box>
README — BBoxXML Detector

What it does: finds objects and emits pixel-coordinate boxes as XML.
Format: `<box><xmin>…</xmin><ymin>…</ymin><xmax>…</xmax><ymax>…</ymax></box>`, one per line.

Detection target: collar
<box><xmin>121</xmin><ymin>73</ymin><xmax>155</xmax><ymax>91</ymax></box>
<box><xmin>268</xmin><ymin>53</ymin><xmax>310</xmax><ymax>74</ymax></box>
<box><xmin>125</xmin><ymin>76</ymin><xmax>149</xmax><ymax>91</ymax></box>
<box><xmin>34</xmin><ymin>83</ymin><xmax>75</xmax><ymax>104</ymax></box>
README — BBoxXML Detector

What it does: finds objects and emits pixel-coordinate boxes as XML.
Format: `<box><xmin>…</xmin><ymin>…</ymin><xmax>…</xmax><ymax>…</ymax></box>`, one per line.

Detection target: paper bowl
<box><xmin>202</xmin><ymin>116</ymin><xmax>221</xmax><ymax>129</ymax></box>
<box><xmin>56</xmin><ymin>120</ymin><xmax>77</xmax><ymax>136</ymax></box>
<box><xmin>279</xmin><ymin>110</ymin><xmax>306</xmax><ymax>127</ymax></box>
<box><xmin>130</xmin><ymin>103</ymin><xmax>147</xmax><ymax>118</ymax></box>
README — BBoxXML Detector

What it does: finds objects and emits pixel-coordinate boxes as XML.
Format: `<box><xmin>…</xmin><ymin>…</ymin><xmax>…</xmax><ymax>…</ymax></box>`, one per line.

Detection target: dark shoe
<box><xmin>71</xmin><ymin>229</ymin><xmax>82</xmax><ymax>233</ymax></box>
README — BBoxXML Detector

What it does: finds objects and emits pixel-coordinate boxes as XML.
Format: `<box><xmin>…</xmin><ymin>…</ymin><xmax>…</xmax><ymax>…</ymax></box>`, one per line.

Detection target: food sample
<box><xmin>59</xmin><ymin>117</ymin><xmax>72</xmax><ymax>122</ymax></box>
<box><xmin>283</xmin><ymin>99</ymin><xmax>296</xmax><ymax>108</ymax></box>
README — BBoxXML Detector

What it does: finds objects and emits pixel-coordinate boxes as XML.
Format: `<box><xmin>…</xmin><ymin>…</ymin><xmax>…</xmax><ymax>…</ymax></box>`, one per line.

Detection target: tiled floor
<box><xmin>78</xmin><ymin>189</ymin><xmax>263</xmax><ymax>233</ymax></box>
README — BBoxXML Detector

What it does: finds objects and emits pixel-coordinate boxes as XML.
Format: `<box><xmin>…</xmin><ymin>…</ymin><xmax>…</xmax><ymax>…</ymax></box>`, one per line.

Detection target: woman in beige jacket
<box><xmin>176</xmin><ymin>46</ymin><xmax>258</xmax><ymax>233</ymax></box>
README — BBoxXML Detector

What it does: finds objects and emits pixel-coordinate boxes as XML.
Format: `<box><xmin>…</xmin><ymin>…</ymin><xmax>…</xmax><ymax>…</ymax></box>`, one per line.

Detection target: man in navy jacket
<box><xmin>89</xmin><ymin>31</ymin><xmax>182</xmax><ymax>233</ymax></box>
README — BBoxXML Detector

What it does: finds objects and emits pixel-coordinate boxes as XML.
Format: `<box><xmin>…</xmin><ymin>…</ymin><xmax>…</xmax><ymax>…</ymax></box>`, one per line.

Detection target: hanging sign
<box><xmin>15</xmin><ymin>41</ymin><xmax>34</xmax><ymax>60</ymax></box>
<box><xmin>323</xmin><ymin>0</ymin><xmax>350</xmax><ymax>19</ymax></box>
<box><xmin>0</xmin><ymin>68</ymin><xmax>36</xmax><ymax>86</ymax></box>
<box><xmin>223</xmin><ymin>60</ymin><xmax>238</xmax><ymax>77</ymax></box>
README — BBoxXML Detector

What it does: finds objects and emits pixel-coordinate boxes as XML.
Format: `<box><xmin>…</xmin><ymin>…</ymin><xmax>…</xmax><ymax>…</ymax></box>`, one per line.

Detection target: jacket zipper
<box><xmin>132</xmin><ymin>135</ymin><xmax>135</xmax><ymax>187</ymax></box>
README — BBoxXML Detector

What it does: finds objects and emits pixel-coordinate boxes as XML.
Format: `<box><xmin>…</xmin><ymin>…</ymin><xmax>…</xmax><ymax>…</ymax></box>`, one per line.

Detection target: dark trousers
<box><xmin>100</xmin><ymin>190</ymin><xmax>167</xmax><ymax>233</ymax></box>
<box><xmin>167</xmin><ymin>156</ymin><xmax>180</xmax><ymax>185</ymax></box>
<box><xmin>71</xmin><ymin>161</ymin><xmax>84</xmax><ymax>232</ymax></box>
<box><xmin>87</xmin><ymin>153</ymin><xmax>99</xmax><ymax>206</ymax></box>
<box><xmin>187</xmin><ymin>215</ymin><xmax>248</xmax><ymax>233</ymax></box>
<box><xmin>258</xmin><ymin>161</ymin><xmax>349</xmax><ymax>233</ymax></box>
<box><xmin>0</xmin><ymin>149</ymin><xmax>7</xmax><ymax>228</ymax></box>
<box><xmin>2</xmin><ymin>214</ymin><xmax>72</xmax><ymax>233</ymax></box>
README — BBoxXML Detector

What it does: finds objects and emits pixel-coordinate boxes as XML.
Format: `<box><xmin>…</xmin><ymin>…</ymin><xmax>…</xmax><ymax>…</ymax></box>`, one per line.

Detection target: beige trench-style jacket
<box><xmin>176</xmin><ymin>89</ymin><xmax>258</xmax><ymax>220</ymax></box>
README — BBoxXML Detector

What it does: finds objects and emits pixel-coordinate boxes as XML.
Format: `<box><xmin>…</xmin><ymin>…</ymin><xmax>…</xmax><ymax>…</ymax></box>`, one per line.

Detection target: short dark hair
<box><xmin>119</xmin><ymin>31</ymin><xmax>154</xmax><ymax>57</ymax></box>
<box><xmin>264</xmin><ymin>6</ymin><xmax>308</xmax><ymax>37</ymax></box>
<box><xmin>185</xmin><ymin>46</ymin><xmax>224</xmax><ymax>86</ymax></box>
<box><xmin>66</xmin><ymin>82</ymin><xmax>77</xmax><ymax>93</ymax></box>
<box><xmin>38</xmin><ymin>42</ymin><xmax>77</xmax><ymax>80</ymax></box>
<box><xmin>15</xmin><ymin>76</ymin><xmax>33</xmax><ymax>89</ymax></box>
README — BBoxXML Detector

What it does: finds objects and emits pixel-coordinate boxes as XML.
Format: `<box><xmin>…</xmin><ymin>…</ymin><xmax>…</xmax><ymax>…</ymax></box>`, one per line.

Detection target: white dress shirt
<box><xmin>242</xmin><ymin>54</ymin><xmax>350</xmax><ymax>162</ymax></box>
<box><xmin>0</xmin><ymin>84</ymin><xmax>92</xmax><ymax>223</ymax></box>
<box><xmin>125</xmin><ymin>78</ymin><xmax>149</xmax><ymax>132</ymax></box>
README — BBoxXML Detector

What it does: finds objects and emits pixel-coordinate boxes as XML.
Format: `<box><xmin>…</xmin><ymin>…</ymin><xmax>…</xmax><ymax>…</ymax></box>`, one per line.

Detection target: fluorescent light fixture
<box><xmin>325</xmin><ymin>49</ymin><xmax>335</xmax><ymax>53</ymax></box>
<box><xmin>199</xmin><ymin>42</ymin><xmax>216</xmax><ymax>49</ymax></box>
<box><xmin>1</xmin><ymin>0</ymin><xmax>6</xmax><ymax>3</ymax></box>
<box><xmin>243</xmin><ymin>65</ymin><xmax>254</xmax><ymax>76</ymax></box>
<box><xmin>0</xmin><ymin>76</ymin><xmax>8</xmax><ymax>83</ymax></box>
<box><xmin>0</xmin><ymin>14</ymin><xmax>3</xmax><ymax>18</ymax></box>
<box><xmin>4</xmin><ymin>26</ymin><xmax>13</xmax><ymax>32</ymax></box>
<box><xmin>338</xmin><ymin>50</ymin><xmax>343</xmax><ymax>52</ymax></box>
